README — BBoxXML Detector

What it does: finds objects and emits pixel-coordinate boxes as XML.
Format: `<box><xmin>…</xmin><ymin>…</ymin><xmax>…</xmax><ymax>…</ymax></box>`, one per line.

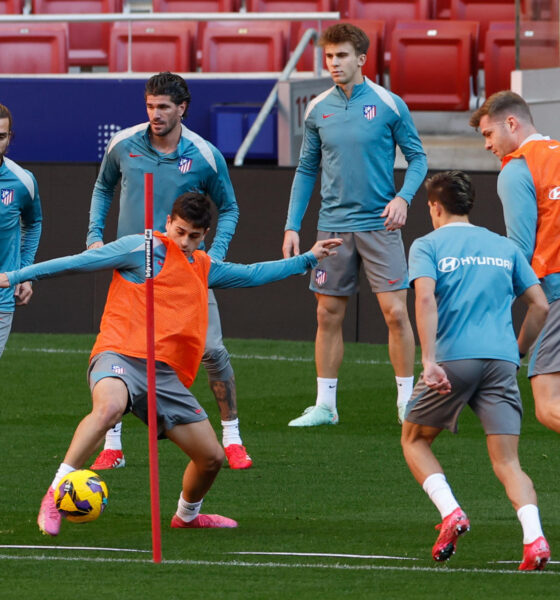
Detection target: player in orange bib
<box><xmin>470</xmin><ymin>91</ymin><xmax>560</xmax><ymax>435</ymax></box>
<box><xmin>0</xmin><ymin>192</ymin><xmax>341</xmax><ymax>537</ymax></box>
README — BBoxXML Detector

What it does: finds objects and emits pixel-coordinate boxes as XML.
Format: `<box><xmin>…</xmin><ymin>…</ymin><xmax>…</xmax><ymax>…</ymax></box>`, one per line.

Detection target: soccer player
<box><xmin>402</xmin><ymin>171</ymin><xmax>550</xmax><ymax>570</ymax></box>
<box><xmin>282</xmin><ymin>23</ymin><xmax>427</xmax><ymax>426</ymax></box>
<box><xmin>0</xmin><ymin>103</ymin><xmax>42</xmax><ymax>358</ymax></box>
<box><xmin>470</xmin><ymin>91</ymin><xmax>560</xmax><ymax>436</ymax></box>
<box><xmin>87</xmin><ymin>72</ymin><xmax>251</xmax><ymax>470</ymax></box>
<box><xmin>0</xmin><ymin>192</ymin><xmax>341</xmax><ymax>536</ymax></box>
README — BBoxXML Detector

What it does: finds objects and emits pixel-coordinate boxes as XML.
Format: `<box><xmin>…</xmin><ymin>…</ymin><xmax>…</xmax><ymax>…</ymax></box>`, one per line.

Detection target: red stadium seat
<box><xmin>201</xmin><ymin>21</ymin><xmax>289</xmax><ymax>72</ymax></box>
<box><xmin>0</xmin><ymin>0</ymin><xmax>23</xmax><ymax>13</ymax></box>
<box><xmin>450</xmin><ymin>0</ymin><xmax>523</xmax><ymax>64</ymax></box>
<box><xmin>341</xmin><ymin>0</ymin><xmax>430</xmax><ymax>62</ymax></box>
<box><xmin>294</xmin><ymin>19</ymin><xmax>385</xmax><ymax>83</ymax></box>
<box><xmin>0</xmin><ymin>23</ymin><xmax>68</xmax><ymax>73</ymax></box>
<box><xmin>32</xmin><ymin>0</ymin><xmax>120</xmax><ymax>67</ymax></box>
<box><xmin>108</xmin><ymin>21</ymin><xmax>195</xmax><ymax>72</ymax></box>
<box><xmin>432</xmin><ymin>0</ymin><xmax>451</xmax><ymax>18</ymax></box>
<box><xmin>152</xmin><ymin>0</ymin><xmax>239</xmax><ymax>11</ymax></box>
<box><xmin>389</xmin><ymin>20</ymin><xmax>479</xmax><ymax>110</ymax></box>
<box><xmin>246</xmin><ymin>0</ymin><xmax>332</xmax><ymax>11</ymax></box>
<box><xmin>484</xmin><ymin>20</ymin><xmax>560</xmax><ymax>98</ymax></box>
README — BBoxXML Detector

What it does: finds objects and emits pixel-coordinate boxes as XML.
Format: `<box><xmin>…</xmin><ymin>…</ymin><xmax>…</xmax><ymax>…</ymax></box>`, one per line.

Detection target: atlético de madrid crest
<box><xmin>178</xmin><ymin>156</ymin><xmax>192</xmax><ymax>174</ymax></box>
<box><xmin>315</xmin><ymin>268</ymin><xmax>327</xmax><ymax>287</ymax></box>
<box><xmin>363</xmin><ymin>105</ymin><xmax>376</xmax><ymax>120</ymax></box>
<box><xmin>1</xmin><ymin>188</ymin><xmax>14</xmax><ymax>206</ymax></box>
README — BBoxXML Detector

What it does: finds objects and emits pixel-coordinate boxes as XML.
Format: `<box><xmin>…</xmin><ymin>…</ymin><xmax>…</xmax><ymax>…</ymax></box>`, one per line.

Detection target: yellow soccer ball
<box><xmin>54</xmin><ymin>469</ymin><xmax>108</xmax><ymax>523</ymax></box>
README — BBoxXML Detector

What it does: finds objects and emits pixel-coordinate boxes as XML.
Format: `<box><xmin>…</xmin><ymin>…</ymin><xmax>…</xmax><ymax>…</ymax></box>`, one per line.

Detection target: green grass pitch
<box><xmin>0</xmin><ymin>333</ymin><xmax>558</xmax><ymax>599</ymax></box>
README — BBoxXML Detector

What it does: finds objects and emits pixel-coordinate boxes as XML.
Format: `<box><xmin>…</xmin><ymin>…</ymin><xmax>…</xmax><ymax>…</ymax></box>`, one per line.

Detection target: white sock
<box><xmin>517</xmin><ymin>504</ymin><xmax>544</xmax><ymax>544</ymax></box>
<box><xmin>316</xmin><ymin>377</ymin><xmax>337</xmax><ymax>411</ymax></box>
<box><xmin>422</xmin><ymin>473</ymin><xmax>460</xmax><ymax>519</ymax></box>
<box><xmin>176</xmin><ymin>494</ymin><xmax>203</xmax><ymax>522</ymax></box>
<box><xmin>396</xmin><ymin>376</ymin><xmax>414</xmax><ymax>406</ymax></box>
<box><xmin>222</xmin><ymin>418</ymin><xmax>242</xmax><ymax>447</ymax></box>
<box><xmin>104</xmin><ymin>421</ymin><xmax>123</xmax><ymax>451</ymax></box>
<box><xmin>50</xmin><ymin>463</ymin><xmax>76</xmax><ymax>490</ymax></box>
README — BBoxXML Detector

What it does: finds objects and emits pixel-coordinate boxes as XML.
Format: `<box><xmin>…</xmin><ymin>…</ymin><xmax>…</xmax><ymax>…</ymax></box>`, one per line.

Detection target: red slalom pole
<box><xmin>144</xmin><ymin>172</ymin><xmax>162</xmax><ymax>563</ymax></box>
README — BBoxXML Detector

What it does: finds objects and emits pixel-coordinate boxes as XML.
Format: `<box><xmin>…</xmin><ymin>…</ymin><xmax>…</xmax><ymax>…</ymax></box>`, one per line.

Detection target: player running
<box><xmin>0</xmin><ymin>193</ymin><xmax>341</xmax><ymax>536</ymax></box>
<box><xmin>402</xmin><ymin>171</ymin><xmax>550</xmax><ymax>570</ymax></box>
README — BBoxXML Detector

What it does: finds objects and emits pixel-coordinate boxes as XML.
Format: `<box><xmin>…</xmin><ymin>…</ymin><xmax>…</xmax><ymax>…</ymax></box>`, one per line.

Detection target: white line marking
<box><xmin>14</xmin><ymin>347</ymin><xmax>396</xmax><ymax>365</ymax></box>
<box><xmin>0</xmin><ymin>544</ymin><xmax>150</xmax><ymax>553</ymax></box>
<box><xmin>0</xmin><ymin>555</ymin><xmax>556</xmax><ymax>575</ymax></box>
<box><xmin>232</xmin><ymin>551</ymin><xmax>419</xmax><ymax>561</ymax></box>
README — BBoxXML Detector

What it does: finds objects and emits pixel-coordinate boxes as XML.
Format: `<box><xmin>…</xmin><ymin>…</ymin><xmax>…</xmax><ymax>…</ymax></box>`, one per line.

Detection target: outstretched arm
<box><xmin>210</xmin><ymin>238</ymin><xmax>342</xmax><ymax>288</ymax></box>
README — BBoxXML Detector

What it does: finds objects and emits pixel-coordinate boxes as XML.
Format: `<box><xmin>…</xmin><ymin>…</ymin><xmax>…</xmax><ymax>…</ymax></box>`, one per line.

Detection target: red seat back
<box><xmin>109</xmin><ymin>21</ymin><xmax>195</xmax><ymax>72</ymax></box>
<box><xmin>0</xmin><ymin>23</ymin><xmax>68</xmax><ymax>73</ymax></box>
<box><xmin>390</xmin><ymin>20</ymin><xmax>479</xmax><ymax>110</ymax></box>
<box><xmin>32</xmin><ymin>0</ymin><xmax>119</xmax><ymax>66</ymax></box>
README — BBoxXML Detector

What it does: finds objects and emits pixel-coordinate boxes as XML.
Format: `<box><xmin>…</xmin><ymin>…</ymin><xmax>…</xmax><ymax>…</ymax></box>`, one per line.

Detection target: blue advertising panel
<box><xmin>0</xmin><ymin>77</ymin><xmax>277</xmax><ymax>162</ymax></box>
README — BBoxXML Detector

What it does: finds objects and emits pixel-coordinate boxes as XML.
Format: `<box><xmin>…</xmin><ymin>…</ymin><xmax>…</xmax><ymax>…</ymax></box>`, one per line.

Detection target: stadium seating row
<box><xmin>1</xmin><ymin>18</ymin><xmax>558</xmax><ymax>111</ymax></box>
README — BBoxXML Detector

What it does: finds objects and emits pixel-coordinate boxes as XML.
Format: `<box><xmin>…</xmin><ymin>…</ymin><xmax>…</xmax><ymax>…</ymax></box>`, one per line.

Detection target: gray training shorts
<box><xmin>310</xmin><ymin>230</ymin><xmax>409</xmax><ymax>296</ymax></box>
<box><xmin>405</xmin><ymin>359</ymin><xmax>522</xmax><ymax>435</ymax></box>
<box><xmin>88</xmin><ymin>351</ymin><xmax>208</xmax><ymax>438</ymax></box>
<box><xmin>529</xmin><ymin>298</ymin><xmax>560</xmax><ymax>377</ymax></box>
<box><xmin>0</xmin><ymin>312</ymin><xmax>14</xmax><ymax>358</ymax></box>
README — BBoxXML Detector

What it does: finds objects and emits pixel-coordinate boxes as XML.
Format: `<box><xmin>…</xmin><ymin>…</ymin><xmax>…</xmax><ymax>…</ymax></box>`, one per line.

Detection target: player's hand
<box><xmin>88</xmin><ymin>241</ymin><xmax>104</xmax><ymax>250</ymax></box>
<box><xmin>381</xmin><ymin>196</ymin><xmax>408</xmax><ymax>231</ymax></box>
<box><xmin>282</xmin><ymin>230</ymin><xmax>300</xmax><ymax>258</ymax></box>
<box><xmin>0</xmin><ymin>273</ymin><xmax>9</xmax><ymax>288</ymax></box>
<box><xmin>310</xmin><ymin>238</ymin><xmax>343</xmax><ymax>261</ymax></box>
<box><xmin>14</xmin><ymin>281</ymin><xmax>33</xmax><ymax>305</ymax></box>
<box><xmin>422</xmin><ymin>361</ymin><xmax>451</xmax><ymax>394</ymax></box>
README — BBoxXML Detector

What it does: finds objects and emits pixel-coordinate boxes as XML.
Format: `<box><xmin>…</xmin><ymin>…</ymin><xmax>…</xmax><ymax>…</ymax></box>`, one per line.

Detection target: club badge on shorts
<box><xmin>1</xmin><ymin>189</ymin><xmax>14</xmax><ymax>206</ymax></box>
<box><xmin>315</xmin><ymin>268</ymin><xmax>327</xmax><ymax>287</ymax></box>
<box><xmin>111</xmin><ymin>364</ymin><xmax>125</xmax><ymax>375</ymax></box>
<box><xmin>363</xmin><ymin>105</ymin><xmax>376</xmax><ymax>121</ymax></box>
<box><xmin>178</xmin><ymin>156</ymin><xmax>192</xmax><ymax>174</ymax></box>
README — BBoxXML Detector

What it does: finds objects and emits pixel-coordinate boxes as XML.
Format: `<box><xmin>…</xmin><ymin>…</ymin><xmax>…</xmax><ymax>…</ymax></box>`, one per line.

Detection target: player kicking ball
<box><xmin>0</xmin><ymin>193</ymin><xmax>341</xmax><ymax>536</ymax></box>
<box><xmin>401</xmin><ymin>171</ymin><xmax>550</xmax><ymax>570</ymax></box>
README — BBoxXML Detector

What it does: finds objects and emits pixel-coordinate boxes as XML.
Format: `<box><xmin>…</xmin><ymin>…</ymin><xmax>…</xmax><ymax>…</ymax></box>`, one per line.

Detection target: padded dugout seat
<box><xmin>294</xmin><ymin>19</ymin><xmax>385</xmax><ymax>83</ymax></box>
<box><xmin>0</xmin><ymin>0</ymin><xmax>23</xmax><ymax>12</ymax></box>
<box><xmin>32</xmin><ymin>0</ymin><xmax>120</xmax><ymax>67</ymax></box>
<box><xmin>389</xmin><ymin>20</ymin><xmax>479</xmax><ymax>110</ymax></box>
<box><xmin>201</xmin><ymin>21</ymin><xmax>289</xmax><ymax>72</ymax></box>
<box><xmin>484</xmin><ymin>20</ymin><xmax>560</xmax><ymax>98</ymax></box>
<box><xmin>108</xmin><ymin>21</ymin><xmax>195</xmax><ymax>72</ymax></box>
<box><xmin>0</xmin><ymin>23</ymin><xmax>68</xmax><ymax>73</ymax></box>
<box><xmin>246</xmin><ymin>0</ymin><xmax>332</xmax><ymax>11</ymax></box>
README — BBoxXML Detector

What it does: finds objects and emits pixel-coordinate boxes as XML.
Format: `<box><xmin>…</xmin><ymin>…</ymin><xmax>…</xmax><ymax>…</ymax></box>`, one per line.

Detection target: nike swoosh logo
<box><xmin>129</xmin><ymin>153</ymin><xmax>142</xmax><ymax>157</ymax></box>
<box><xmin>322</xmin><ymin>113</ymin><xmax>335</xmax><ymax>119</ymax></box>
<box><xmin>388</xmin><ymin>279</ymin><xmax>401</xmax><ymax>285</ymax></box>
<box><xmin>549</xmin><ymin>145</ymin><xmax>559</xmax><ymax>149</ymax></box>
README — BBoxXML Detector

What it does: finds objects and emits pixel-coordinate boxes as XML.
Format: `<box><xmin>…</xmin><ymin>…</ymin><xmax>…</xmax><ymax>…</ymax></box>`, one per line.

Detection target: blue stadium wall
<box><xmin>4</xmin><ymin>77</ymin><xmax>510</xmax><ymax>343</ymax></box>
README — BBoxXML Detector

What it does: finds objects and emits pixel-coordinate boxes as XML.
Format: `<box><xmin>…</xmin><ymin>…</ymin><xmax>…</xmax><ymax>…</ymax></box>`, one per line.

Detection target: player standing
<box><xmin>402</xmin><ymin>171</ymin><xmax>550</xmax><ymax>570</ymax></box>
<box><xmin>470</xmin><ymin>91</ymin><xmax>560</xmax><ymax>435</ymax></box>
<box><xmin>282</xmin><ymin>24</ymin><xmax>427</xmax><ymax>426</ymax></box>
<box><xmin>87</xmin><ymin>72</ymin><xmax>252</xmax><ymax>470</ymax></box>
<box><xmin>0</xmin><ymin>193</ymin><xmax>341</xmax><ymax>536</ymax></box>
<box><xmin>0</xmin><ymin>103</ymin><xmax>42</xmax><ymax>357</ymax></box>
